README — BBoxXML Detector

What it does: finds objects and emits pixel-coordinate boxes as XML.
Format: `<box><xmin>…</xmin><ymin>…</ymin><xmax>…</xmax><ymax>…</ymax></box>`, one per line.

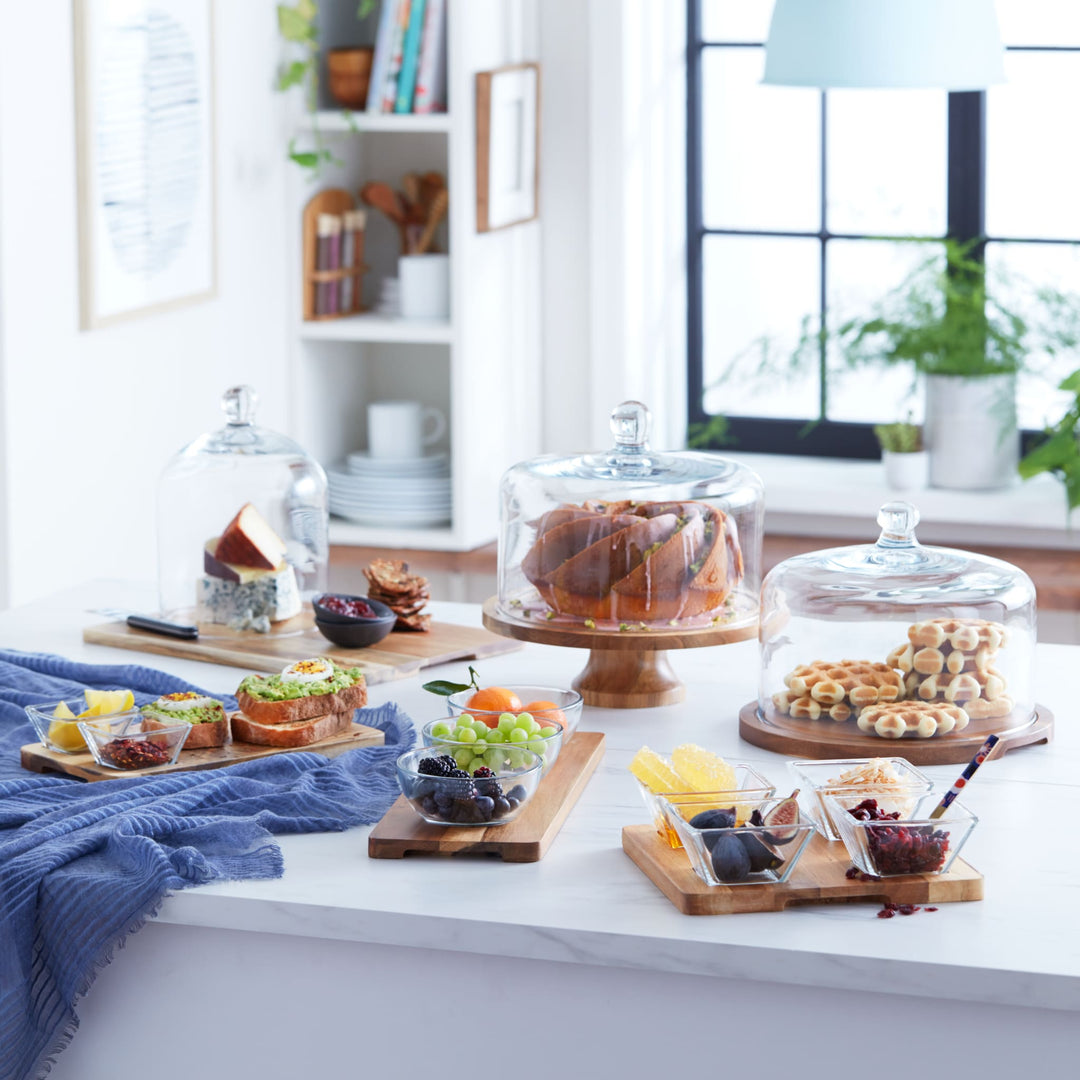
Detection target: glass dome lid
<box><xmin>157</xmin><ymin>386</ymin><xmax>328</xmax><ymax>632</ymax></box>
<box><xmin>496</xmin><ymin>401</ymin><xmax>764</xmax><ymax>631</ymax></box>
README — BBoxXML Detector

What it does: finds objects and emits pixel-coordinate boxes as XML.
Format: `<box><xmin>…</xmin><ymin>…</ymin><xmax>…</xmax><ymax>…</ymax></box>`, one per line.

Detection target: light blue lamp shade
<box><xmin>762</xmin><ymin>0</ymin><xmax>1006</xmax><ymax>90</ymax></box>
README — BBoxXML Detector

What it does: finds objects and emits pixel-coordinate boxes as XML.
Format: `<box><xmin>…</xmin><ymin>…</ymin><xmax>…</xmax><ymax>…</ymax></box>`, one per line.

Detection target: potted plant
<box><xmin>1018</xmin><ymin>368</ymin><xmax>1080</xmax><ymax>511</ymax></box>
<box><xmin>874</xmin><ymin>414</ymin><xmax>927</xmax><ymax>490</ymax></box>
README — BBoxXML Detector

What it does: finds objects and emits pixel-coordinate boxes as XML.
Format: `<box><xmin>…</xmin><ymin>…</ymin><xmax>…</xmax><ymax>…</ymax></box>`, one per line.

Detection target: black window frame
<box><xmin>686</xmin><ymin>0</ymin><xmax>1080</xmax><ymax>459</ymax></box>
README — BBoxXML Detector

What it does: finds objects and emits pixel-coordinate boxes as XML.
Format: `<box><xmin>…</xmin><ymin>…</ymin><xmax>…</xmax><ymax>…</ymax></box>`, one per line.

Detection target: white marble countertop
<box><xmin>6</xmin><ymin>581</ymin><xmax>1078</xmax><ymax>1013</ymax></box>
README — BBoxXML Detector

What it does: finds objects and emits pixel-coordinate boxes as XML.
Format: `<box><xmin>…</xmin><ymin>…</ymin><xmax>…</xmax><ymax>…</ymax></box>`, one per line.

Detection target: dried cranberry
<box><xmin>319</xmin><ymin>595</ymin><xmax>377</xmax><ymax>619</ymax></box>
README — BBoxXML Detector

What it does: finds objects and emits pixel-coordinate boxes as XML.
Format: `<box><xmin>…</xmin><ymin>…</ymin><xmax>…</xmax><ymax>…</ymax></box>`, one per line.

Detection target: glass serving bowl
<box><xmin>396</xmin><ymin>745</ymin><xmax>544</xmax><ymax>826</ymax></box>
<box><xmin>446</xmin><ymin>685</ymin><xmax>583</xmax><ymax>740</ymax></box>
<box><xmin>661</xmin><ymin>794</ymin><xmax>817</xmax><ymax>887</ymax></box>
<box><xmin>789</xmin><ymin>757</ymin><xmax>934</xmax><ymax>841</ymax></box>
<box><xmin>636</xmin><ymin>761</ymin><xmax>775</xmax><ymax>850</ymax></box>
<box><xmin>78</xmin><ymin>716</ymin><xmax>191</xmax><ymax>771</ymax></box>
<box><xmin>422</xmin><ymin>714</ymin><xmax>565</xmax><ymax>776</ymax></box>
<box><xmin>825</xmin><ymin>792</ymin><xmax>978</xmax><ymax>877</ymax></box>
<box><xmin>24</xmin><ymin>699</ymin><xmax>141</xmax><ymax>755</ymax></box>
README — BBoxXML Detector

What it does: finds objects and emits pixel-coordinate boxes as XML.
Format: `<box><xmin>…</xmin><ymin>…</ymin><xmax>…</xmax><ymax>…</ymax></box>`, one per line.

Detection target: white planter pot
<box><xmin>924</xmin><ymin>373</ymin><xmax>1019</xmax><ymax>490</ymax></box>
<box><xmin>883</xmin><ymin>449</ymin><xmax>929</xmax><ymax>490</ymax></box>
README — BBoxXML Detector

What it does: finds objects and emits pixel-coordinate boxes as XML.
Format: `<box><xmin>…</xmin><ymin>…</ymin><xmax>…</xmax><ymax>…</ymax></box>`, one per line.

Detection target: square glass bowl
<box><xmin>79</xmin><ymin>716</ymin><xmax>191</xmax><ymax>771</ymax></box>
<box><xmin>25</xmin><ymin>698</ymin><xmax>141</xmax><ymax>755</ymax></box>
<box><xmin>396</xmin><ymin>745</ymin><xmax>544</xmax><ymax>826</ymax></box>
<box><xmin>422</xmin><ymin>714</ymin><xmax>565</xmax><ymax>776</ymax></box>
<box><xmin>637</xmin><ymin>762</ymin><xmax>775</xmax><ymax>850</ymax></box>
<box><xmin>789</xmin><ymin>757</ymin><xmax>934</xmax><ymax>842</ymax></box>
<box><xmin>445</xmin><ymin>685</ymin><xmax>583</xmax><ymax>740</ymax></box>
<box><xmin>661</xmin><ymin>795</ymin><xmax>817</xmax><ymax>886</ymax></box>
<box><xmin>824</xmin><ymin>792</ymin><xmax>977</xmax><ymax>877</ymax></box>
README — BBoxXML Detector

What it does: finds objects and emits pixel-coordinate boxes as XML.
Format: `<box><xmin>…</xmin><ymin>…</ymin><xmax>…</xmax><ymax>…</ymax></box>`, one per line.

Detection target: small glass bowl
<box><xmin>422</xmin><ymin>714</ymin><xmax>565</xmax><ymax>776</ymax></box>
<box><xmin>79</xmin><ymin>716</ymin><xmax>191</xmax><ymax>771</ymax></box>
<box><xmin>824</xmin><ymin>792</ymin><xmax>978</xmax><ymax>877</ymax></box>
<box><xmin>636</xmin><ymin>762</ymin><xmax>775</xmax><ymax>850</ymax></box>
<box><xmin>446</xmin><ymin>685</ymin><xmax>583</xmax><ymax>740</ymax></box>
<box><xmin>789</xmin><ymin>758</ymin><xmax>934</xmax><ymax>842</ymax></box>
<box><xmin>396</xmin><ymin>745</ymin><xmax>544</xmax><ymax>826</ymax></box>
<box><xmin>661</xmin><ymin>794</ymin><xmax>818</xmax><ymax>887</ymax></box>
<box><xmin>25</xmin><ymin>698</ymin><xmax>141</xmax><ymax>755</ymax></box>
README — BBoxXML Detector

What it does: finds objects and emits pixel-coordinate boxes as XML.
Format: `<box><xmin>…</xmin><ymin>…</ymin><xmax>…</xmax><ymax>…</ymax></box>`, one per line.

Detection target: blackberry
<box><xmin>472</xmin><ymin>765</ymin><xmax>503</xmax><ymax>800</ymax></box>
<box><xmin>418</xmin><ymin>754</ymin><xmax>459</xmax><ymax>777</ymax></box>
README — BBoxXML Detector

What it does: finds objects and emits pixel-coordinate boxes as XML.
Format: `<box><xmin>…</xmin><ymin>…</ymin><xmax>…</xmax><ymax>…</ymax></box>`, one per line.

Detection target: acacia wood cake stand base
<box><xmin>738</xmin><ymin>701</ymin><xmax>1054</xmax><ymax>765</ymax></box>
<box><xmin>482</xmin><ymin>597</ymin><xmax>755</xmax><ymax>709</ymax></box>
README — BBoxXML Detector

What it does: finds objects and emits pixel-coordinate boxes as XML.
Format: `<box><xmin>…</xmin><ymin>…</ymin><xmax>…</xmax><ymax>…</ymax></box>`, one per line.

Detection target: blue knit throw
<box><xmin>0</xmin><ymin>649</ymin><xmax>414</xmax><ymax>1080</ymax></box>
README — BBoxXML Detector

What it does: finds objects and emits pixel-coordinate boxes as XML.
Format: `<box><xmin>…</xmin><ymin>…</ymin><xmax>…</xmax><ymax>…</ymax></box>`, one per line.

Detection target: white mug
<box><xmin>368</xmin><ymin>400</ymin><xmax>447</xmax><ymax>459</ymax></box>
<box><xmin>398</xmin><ymin>254</ymin><xmax>450</xmax><ymax>320</ymax></box>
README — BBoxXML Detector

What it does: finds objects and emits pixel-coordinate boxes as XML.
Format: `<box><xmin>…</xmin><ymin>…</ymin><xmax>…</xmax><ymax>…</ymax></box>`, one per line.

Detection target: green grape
<box><xmin>431</xmin><ymin>720</ymin><xmax>452</xmax><ymax>738</ymax></box>
<box><xmin>539</xmin><ymin>726</ymin><xmax>558</xmax><ymax>738</ymax></box>
<box><xmin>509</xmin><ymin>727</ymin><xmax>528</xmax><ymax>743</ymax></box>
<box><xmin>526</xmin><ymin>739</ymin><xmax>546</xmax><ymax>758</ymax></box>
<box><xmin>485</xmin><ymin>727</ymin><xmax>504</xmax><ymax>743</ymax></box>
<box><xmin>527</xmin><ymin>717</ymin><xmax>541</xmax><ymax>734</ymax></box>
<box><xmin>456</xmin><ymin>727</ymin><xmax>477</xmax><ymax>744</ymax></box>
<box><xmin>484</xmin><ymin>747</ymin><xmax>503</xmax><ymax>768</ymax></box>
<box><xmin>472</xmin><ymin>719</ymin><xmax>491</xmax><ymax>736</ymax></box>
<box><xmin>507</xmin><ymin>748</ymin><xmax>525</xmax><ymax>768</ymax></box>
<box><xmin>513</xmin><ymin>713</ymin><xmax>533</xmax><ymax>730</ymax></box>
<box><xmin>454</xmin><ymin>748</ymin><xmax>473</xmax><ymax>770</ymax></box>
<box><xmin>498</xmin><ymin>712</ymin><xmax>516</xmax><ymax>731</ymax></box>
<box><xmin>473</xmin><ymin>739</ymin><xmax>488</xmax><ymax>753</ymax></box>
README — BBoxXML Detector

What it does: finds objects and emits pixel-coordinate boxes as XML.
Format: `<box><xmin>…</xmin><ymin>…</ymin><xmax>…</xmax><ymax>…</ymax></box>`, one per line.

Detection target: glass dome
<box><xmin>758</xmin><ymin>501</ymin><xmax>1036</xmax><ymax>742</ymax></box>
<box><xmin>157</xmin><ymin>386</ymin><xmax>328</xmax><ymax>631</ymax></box>
<box><xmin>496</xmin><ymin>401</ymin><xmax>764</xmax><ymax>631</ymax></box>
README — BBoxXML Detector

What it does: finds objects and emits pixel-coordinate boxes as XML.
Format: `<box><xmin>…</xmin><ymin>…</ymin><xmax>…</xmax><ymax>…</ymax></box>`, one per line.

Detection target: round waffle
<box><xmin>907</xmin><ymin>617</ymin><xmax>1007</xmax><ymax>653</ymax></box>
<box><xmin>856</xmin><ymin>700</ymin><xmax>971</xmax><ymax>739</ymax></box>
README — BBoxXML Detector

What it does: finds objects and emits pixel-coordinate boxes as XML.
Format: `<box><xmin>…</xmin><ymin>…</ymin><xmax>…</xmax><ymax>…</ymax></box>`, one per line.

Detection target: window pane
<box><xmin>824</xmin><ymin>240</ymin><xmax>939</xmax><ymax>424</ymax></box>
<box><xmin>986</xmin><ymin>241</ymin><xmax>1080</xmax><ymax>430</ymax></box>
<box><xmin>702</xmin><ymin>47</ymin><xmax>821</xmax><ymax>232</ymax></box>
<box><xmin>826</xmin><ymin>89</ymin><xmax>947</xmax><ymax>236</ymax></box>
<box><xmin>987</xmin><ymin>52</ymin><xmax>1080</xmax><ymax>239</ymax></box>
<box><xmin>702</xmin><ymin>0</ymin><xmax>774</xmax><ymax>42</ymax></box>
<box><xmin>703</xmin><ymin>235</ymin><xmax>821</xmax><ymax>421</ymax></box>
<box><xmin>995</xmin><ymin>1</ymin><xmax>1080</xmax><ymax>46</ymax></box>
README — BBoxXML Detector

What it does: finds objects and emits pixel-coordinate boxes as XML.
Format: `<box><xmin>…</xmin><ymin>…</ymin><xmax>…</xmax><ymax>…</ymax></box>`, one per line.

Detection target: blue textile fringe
<box><xmin>0</xmin><ymin>649</ymin><xmax>415</xmax><ymax>1080</ymax></box>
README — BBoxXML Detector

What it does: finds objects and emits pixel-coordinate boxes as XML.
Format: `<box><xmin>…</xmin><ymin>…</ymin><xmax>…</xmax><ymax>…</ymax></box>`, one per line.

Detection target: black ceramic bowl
<box><xmin>314</xmin><ymin>604</ymin><xmax>396</xmax><ymax>649</ymax></box>
<box><xmin>313</xmin><ymin>593</ymin><xmax>393</xmax><ymax>626</ymax></box>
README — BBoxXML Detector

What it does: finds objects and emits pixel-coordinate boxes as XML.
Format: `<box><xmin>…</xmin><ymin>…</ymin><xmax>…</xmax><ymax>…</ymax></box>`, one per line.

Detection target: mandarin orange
<box><xmin>466</xmin><ymin>686</ymin><xmax>523</xmax><ymax>714</ymax></box>
<box><xmin>522</xmin><ymin>700</ymin><xmax>566</xmax><ymax>725</ymax></box>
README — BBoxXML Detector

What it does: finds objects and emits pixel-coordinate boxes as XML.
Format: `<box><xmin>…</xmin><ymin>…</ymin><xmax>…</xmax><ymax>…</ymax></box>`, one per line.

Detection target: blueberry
<box><xmin>476</xmin><ymin>796</ymin><xmax>495</xmax><ymax>820</ymax></box>
<box><xmin>494</xmin><ymin>796</ymin><xmax>512</xmax><ymax>817</ymax></box>
<box><xmin>507</xmin><ymin>785</ymin><xmax>527</xmax><ymax>803</ymax></box>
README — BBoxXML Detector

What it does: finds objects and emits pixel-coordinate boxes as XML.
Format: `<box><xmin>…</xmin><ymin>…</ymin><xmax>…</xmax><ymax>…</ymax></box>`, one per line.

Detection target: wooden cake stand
<box><xmin>482</xmin><ymin>597</ymin><xmax>755</xmax><ymax>709</ymax></box>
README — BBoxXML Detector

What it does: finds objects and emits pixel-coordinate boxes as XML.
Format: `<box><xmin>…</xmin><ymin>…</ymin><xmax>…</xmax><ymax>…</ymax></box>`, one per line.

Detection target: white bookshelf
<box><xmin>286</xmin><ymin>0</ymin><xmax>541</xmax><ymax>554</ymax></box>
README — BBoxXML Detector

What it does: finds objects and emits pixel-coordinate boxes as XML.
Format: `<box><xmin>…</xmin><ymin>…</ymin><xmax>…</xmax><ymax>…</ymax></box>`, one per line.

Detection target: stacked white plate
<box><xmin>328</xmin><ymin>451</ymin><xmax>451</xmax><ymax>527</ymax></box>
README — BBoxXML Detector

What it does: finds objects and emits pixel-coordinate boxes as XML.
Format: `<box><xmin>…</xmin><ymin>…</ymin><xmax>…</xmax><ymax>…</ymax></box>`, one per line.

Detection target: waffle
<box><xmin>856</xmin><ymin>701</ymin><xmax>971</xmax><ymax>739</ymax></box>
<box><xmin>772</xmin><ymin>692</ymin><xmax>852</xmax><ymax>723</ymax></box>
<box><xmin>904</xmin><ymin>668</ymin><xmax>1007</xmax><ymax>704</ymax></box>
<box><xmin>887</xmin><ymin>641</ymin><xmax>996</xmax><ymax>676</ymax></box>
<box><xmin>785</xmin><ymin>660</ymin><xmax>904</xmax><ymax>708</ymax></box>
<box><xmin>907</xmin><ymin>618</ymin><xmax>1007</xmax><ymax>653</ymax></box>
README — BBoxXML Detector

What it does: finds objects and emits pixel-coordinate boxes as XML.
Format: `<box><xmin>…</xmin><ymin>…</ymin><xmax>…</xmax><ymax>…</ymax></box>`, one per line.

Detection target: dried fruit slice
<box><xmin>670</xmin><ymin>744</ymin><xmax>737</xmax><ymax>794</ymax></box>
<box><xmin>628</xmin><ymin>747</ymin><xmax>690</xmax><ymax>794</ymax></box>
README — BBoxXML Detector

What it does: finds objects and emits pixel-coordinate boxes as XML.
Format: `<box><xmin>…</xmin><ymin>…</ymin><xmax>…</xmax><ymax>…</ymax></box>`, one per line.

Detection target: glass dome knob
<box><xmin>876</xmin><ymin>500</ymin><xmax>920</xmax><ymax>547</ymax></box>
<box><xmin>610</xmin><ymin>401</ymin><xmax>650</xmax><ymax>448</ymax></box>
<box><xmin>222</xmin><ymin>385</ymin><xmax>258</xmax><ymax>426</ymax></box>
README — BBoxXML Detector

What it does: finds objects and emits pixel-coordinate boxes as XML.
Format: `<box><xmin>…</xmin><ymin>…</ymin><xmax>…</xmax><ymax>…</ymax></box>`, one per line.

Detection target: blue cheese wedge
<box><xmin>198</xmin><ymin>563</ymin><xmax>301</xmax><ymax>627</ymax></box>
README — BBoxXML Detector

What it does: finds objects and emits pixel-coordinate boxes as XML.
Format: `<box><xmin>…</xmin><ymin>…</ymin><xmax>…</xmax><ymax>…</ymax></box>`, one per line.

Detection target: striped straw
<box><xmin>928</xmin><ymin>734</ymin><xmax>1000</xmax><ymax>820</ymax></box>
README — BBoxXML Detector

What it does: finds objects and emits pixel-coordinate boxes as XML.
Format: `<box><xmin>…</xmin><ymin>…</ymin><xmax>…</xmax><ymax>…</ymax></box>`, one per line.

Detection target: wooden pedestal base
<box><xmin>573</xmin><ymin>649</ymin><xmax>683</xmax><ymax>708</ymax></box>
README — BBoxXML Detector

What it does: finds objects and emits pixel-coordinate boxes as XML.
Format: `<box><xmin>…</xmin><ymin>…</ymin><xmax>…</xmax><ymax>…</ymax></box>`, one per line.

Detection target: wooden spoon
<box><xmin>415</xmin><ymin>189</ymin><xmax>449</xmax><ymax>255</ymax></box>
<box><xmin>360</xmin><ymin>182</ymin><xmax>407</xmax><ymax>225</ymax></box>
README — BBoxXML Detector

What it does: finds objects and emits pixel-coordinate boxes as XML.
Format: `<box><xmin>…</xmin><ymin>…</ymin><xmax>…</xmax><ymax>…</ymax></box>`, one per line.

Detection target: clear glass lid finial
<box><xmin>876</xmin><ymin>500</ymin><xmax>920</xmax><ymax>547</ymax></box>
<box><xmin>222</xmin><ymin>385</ymin><xmax>257</xmax><ymax>426</ymax></box>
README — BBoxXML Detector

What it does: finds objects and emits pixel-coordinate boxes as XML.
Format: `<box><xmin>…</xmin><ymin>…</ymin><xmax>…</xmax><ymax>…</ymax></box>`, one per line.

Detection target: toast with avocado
<box><xmin>141</xmin><ymin>692</ymin><xmax>229</xmax><ymax>749</ymax></box>
<box><xmin>235</xmin><ymin>658</ymin><xmax>367</xmax><ymax>725</ymax></box>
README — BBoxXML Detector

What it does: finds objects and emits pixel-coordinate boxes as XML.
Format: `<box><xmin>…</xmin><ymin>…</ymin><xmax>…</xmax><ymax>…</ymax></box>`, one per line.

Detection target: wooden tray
<box><xmin>21</xmin><ymin>721</ymin><xmax>384</xmax><ymax>782</ymax></box>
<box><xmin>623</xmin><ymin>825</ymin><xmax>983</xmax><ymax>915</ymax></box>
<box><xmin>739</xmin><ymin>700</ymin><xmax>1054</xmax><ymax>766</ymax></box>
<box><xmin>82</xmin><ymin>615</ymin><xmax>521</xmax><ymax>682</ymax></box>
<box><xmin>368</xmin><ymin>731</ymin><xmax>605</xmax><ymax>862</ymax></box>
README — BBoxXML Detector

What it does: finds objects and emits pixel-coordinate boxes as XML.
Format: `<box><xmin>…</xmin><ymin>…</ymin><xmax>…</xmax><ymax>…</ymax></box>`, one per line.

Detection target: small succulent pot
<box><xmin>882</xmin><ymin>449</ymin><xmax>929</xmax><ymax>491</ymax></box>
<box><xmin>327</xmin><ymin>47</ymin><xmax>374</xmax><ymax>109</ymax></box>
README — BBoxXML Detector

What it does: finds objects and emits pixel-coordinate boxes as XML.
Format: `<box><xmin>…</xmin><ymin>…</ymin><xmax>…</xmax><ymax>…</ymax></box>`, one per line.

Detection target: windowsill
<box><xmin>737</xmin><ymin>453</ymin><xmax>1080</xmax><ymax>549</ymax></box>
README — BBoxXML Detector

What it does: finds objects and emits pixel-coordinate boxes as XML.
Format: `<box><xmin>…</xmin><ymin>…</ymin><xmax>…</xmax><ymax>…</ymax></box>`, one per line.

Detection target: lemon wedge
<box><xmin>52</xmin><ymin>700</ymin><xmax>76</xmax><ymax>719</ymax></box>
<box><xmin>48</xmin><ymin>718</ymin><xmax>87</xmax><ymax>752</ymax></box>
<box><xmin>78</xmin><ymin>689</ymin><xmax>134</xmax><ymax>717</ymax></box>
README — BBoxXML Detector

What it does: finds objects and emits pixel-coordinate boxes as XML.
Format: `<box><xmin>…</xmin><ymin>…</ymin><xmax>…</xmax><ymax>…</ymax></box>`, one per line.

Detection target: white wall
<box><xmin>0</xmin><ymin>0</ymin><xmax>291</xmax><ymax>608</ymax></box>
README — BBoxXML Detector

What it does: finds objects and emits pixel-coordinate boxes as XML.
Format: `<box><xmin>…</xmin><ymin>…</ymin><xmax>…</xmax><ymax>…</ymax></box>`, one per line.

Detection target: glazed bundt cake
<box><xmin>521</xmin><ymin>499</ymin><xmax>743</xmax><ymax>622</ymax></box>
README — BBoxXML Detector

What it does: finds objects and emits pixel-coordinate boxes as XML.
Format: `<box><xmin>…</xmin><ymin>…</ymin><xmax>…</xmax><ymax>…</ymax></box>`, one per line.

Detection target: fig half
<box><xmin>761</xmin><ymin>791</ymin><xmax>801</xmax><ymax>845</ymax></box>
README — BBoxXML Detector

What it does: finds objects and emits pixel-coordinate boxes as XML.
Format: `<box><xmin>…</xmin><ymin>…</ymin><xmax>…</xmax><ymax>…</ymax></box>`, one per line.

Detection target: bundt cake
<box><xmin>521</xmin><ymin>499</ymin><xmax>743</xmax><ymax>622</ymax></box>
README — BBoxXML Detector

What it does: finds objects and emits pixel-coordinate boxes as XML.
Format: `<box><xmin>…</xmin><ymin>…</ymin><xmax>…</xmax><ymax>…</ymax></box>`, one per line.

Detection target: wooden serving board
<box><xmin>622</xmin><ymin>826</ymin><xmax>983</xmax><ymax>915</ymax></box>
<box><xmin>82</xmin><ymin>615</ymin><xmax>521</xmax><ymax>682</ymax></box>
<box><xmin>368</xmin><ymin>731</ymin><xmax>605</xmax><ymax>863</ymax></box>
<box><xmin>21</xmin><ymin>722</ymin><xmax>384</xmax><ymax>782</ymax></box>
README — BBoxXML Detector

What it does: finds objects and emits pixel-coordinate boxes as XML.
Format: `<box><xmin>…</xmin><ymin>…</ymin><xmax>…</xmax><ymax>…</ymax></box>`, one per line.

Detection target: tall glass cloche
<box><xmin>157</xmin><ymin>386</ymin><xmax>328</xmax><ymax>632</ymax></box>
<box><xmin>496</xmin><ymin>401</ymin><xmax>764</xmax><ymax>632</ymax></box>
<box><xmin>757</xmin><ymin>501</ymin><xmax>1036</xmax><ymax>743</ymax></box>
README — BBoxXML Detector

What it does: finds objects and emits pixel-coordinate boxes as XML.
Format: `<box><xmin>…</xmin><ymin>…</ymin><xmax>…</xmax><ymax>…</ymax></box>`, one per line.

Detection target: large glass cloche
<box><xmin>157</xmin><ymin>386</ymin><xmax>328</xmax><ymax>632</ymax></box>
<box><xmin>757</xmin><ymin>501</ymin><xmax>1036</xmax><ymax>743</ymax></box>
<box><xmin>496</xmin><ymin>401</ymin><xmax>764</xmax><ymax>632</ymax></box>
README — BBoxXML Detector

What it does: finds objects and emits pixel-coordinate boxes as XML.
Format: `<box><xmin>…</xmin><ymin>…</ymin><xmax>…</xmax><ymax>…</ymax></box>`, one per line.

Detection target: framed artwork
<box><xmin>74</xmin><ymin>0</ymin><xmax>217</xmax><ymax>329</ymax></box>
<box><xmin>475</xmin><ymin>62</ymin><xmax>540</xmax><ymax>233</ymax></box>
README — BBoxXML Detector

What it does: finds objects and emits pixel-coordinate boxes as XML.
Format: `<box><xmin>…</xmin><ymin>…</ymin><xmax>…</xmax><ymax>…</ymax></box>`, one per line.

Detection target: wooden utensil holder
<box><xmin>302</xmin><ymin>188</ymin><xmax>370</xmax><ymax>321</ymax></box>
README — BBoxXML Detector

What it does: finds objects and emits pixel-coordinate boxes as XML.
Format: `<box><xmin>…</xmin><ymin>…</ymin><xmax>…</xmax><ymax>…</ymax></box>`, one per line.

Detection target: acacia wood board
<box><xmin>622</xmin><ymin>826</ymin><xmax>983</xmax><ymax>916</ymax></box>
<box><xmin>82</xmin><ymin>615</ymin><xmax>521</xmax><ymax>681</ymax></box>
<box><xmin>20</xmin><ymin>721</ymin><xmax>384</xmax><ymax>782</ymax></box>
<box><xmin>368</xmin><ymin>731</ymin><xmax>605</xmax><ymax>863</ymax></box>
<box><xmin>738</xmin><ymin>700</ymin><xmax>1054</xmax><ymax>766</ymax></box>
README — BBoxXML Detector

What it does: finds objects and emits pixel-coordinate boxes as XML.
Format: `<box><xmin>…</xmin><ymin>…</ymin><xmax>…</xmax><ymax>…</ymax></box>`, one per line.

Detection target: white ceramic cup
<box><xmin>398</xmin><ymin>254</ymin><xmax>450</xmax><ymax>320</ymax></box>
<box><xmin>368</xmin><ymin>400</ymin><xmax>447</xmax><ymax>459</ymax></box>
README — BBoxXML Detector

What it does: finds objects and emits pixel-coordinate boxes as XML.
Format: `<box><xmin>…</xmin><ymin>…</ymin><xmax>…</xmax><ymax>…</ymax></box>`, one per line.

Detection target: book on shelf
<box><xmin>380</xmin><ymin>0</ymin><xmax>412</xmax><ymax>113</ymax></box>
<box><xmin>394</xmin><ymin>0</ymin><xmax>427</xmax><ymax>113</ymax></box>
<box><xmin>366</xmin><ymin>0</ymin><xmax>399</xmax><ymax>115</ymax></box>
<box><xmin>413</xmin><ymin>0</ymin><xmax>447</xmax><ymax>114</ymax></box>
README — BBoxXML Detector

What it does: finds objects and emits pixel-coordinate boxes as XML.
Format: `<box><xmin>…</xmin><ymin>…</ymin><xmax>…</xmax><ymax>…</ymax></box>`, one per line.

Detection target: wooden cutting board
<box><xmin>368</xmin><ymin>731</ymin><xmax>605</xmax><ymax>863</ymax></box>
<box><xmin>82</xmin><ymin>615</ymin><xmax>521</xmax><ymax>681</ymax></box>
<box><xmin>622</xmin><ymin>826</ymin><xmax>983</xmax><ymax>915</ymax></box>
<box><xmin>21</xmin><ymin>721</ymin><xmax>385</xmax><ymax>782</ymax></box>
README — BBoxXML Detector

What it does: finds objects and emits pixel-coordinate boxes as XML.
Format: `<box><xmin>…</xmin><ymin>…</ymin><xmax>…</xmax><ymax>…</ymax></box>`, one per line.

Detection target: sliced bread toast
<box><xmin>236</xmin><ymin>679</ymin><xmax>367</xmax><ymax>725</ymax></box>
<box><xmin>142</xmin><ymin>714</ymin><xmax>230</xmax><ymax>749</ymax></box>
<box><xmin>230</xmin><ymin>709</ymin><xmax>354</xmax><ymax>747</ymax></box>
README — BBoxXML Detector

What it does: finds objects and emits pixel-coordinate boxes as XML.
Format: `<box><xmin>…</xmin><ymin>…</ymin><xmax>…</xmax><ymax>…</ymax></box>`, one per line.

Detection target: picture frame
<box><xmin>475</xmin><ymin>62</ymin><xmax>540</xmax><ymax>233</ymax></box>
<box><xmin>74</xmin><ymin>0</ymin><xmax>217</xmax><ymax>329</ymax></box>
